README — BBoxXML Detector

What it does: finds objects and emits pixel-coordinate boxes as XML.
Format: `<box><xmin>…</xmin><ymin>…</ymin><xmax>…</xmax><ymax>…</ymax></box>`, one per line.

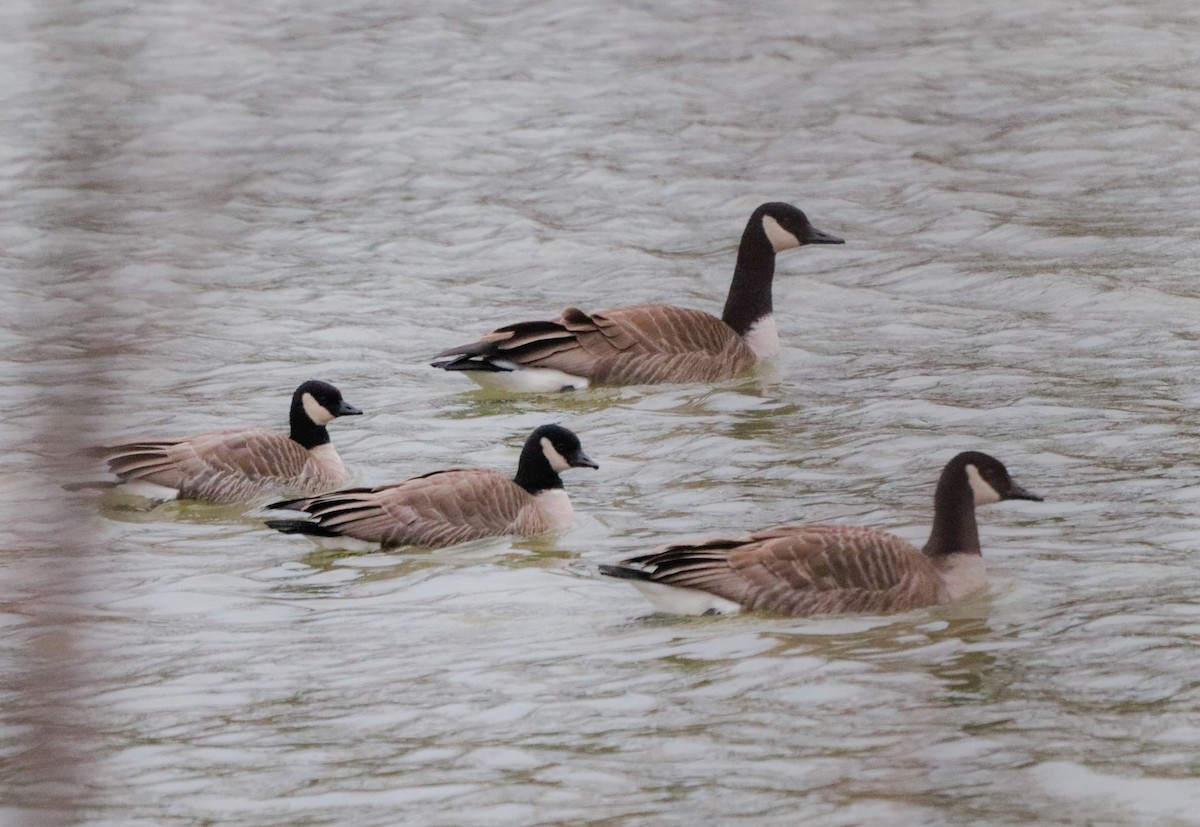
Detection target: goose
<box><xmin>430</xmin><ymin>202</ymin><xmax>844</xmax><ymax>391</ymax></box>
<box><xmin>264</xmin><ymin>423</ymin><xmax>598</xmax><ymax>549</ymax></box>
<box><xmin>599</xmin><ymin>451</ymin><xmax>1042</xmax><ymax>617</ymax></box>
<box><xmin>98</xmin><ymin>380</ymin><xmax>362</xmax><ymax>504</ymax></box>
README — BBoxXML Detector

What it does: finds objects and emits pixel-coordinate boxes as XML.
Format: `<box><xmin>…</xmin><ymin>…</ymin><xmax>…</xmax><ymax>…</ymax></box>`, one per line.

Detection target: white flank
<box><xmin>465</xmin><ymin>367</ymin><xmax>590</xmax><ymax>393</ymax></box>
<box><xmin>627</xmin><ymin>580</ymin><xmax>744</xmax><ymax>616</ymax></box>
<box><xmin>742</xmin><ymin>314</ymin><xmax>780</xmax><ymax>359</ymax></box>
<box><xmin>966</xmin><ymin>464</ymin><xmax>1001</xmax><ymax>505</ymax></box>
<box><xmin>305</xmin><ymin>533</ymin><xmax>378</xmax><ymax>552</ymax></box>
<box><xmin>937</xmin><ymin>553</ymin><xmax>988</xmax><ymax>602</ymax></box>
<box><xmin>301</xmin><ymin>392</ymin><xmax>336</xmax><ymax>425</ymax></box>
<box><xmin>118</xmin><ymin>480</ymin><xmax>181</xmax><ymax>501</ymax></box>
<box><xmin>533</xmin><ymin>488</ymin><xmax>575</xmax><ymax>531</ymax></box>
<box><xmin>762</xmin><ymin>215</ymin><xmax>800</xmax><ymax>251</ymax></box>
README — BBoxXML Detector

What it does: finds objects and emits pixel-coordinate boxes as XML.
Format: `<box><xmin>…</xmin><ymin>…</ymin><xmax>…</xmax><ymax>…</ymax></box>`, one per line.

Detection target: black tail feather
<box><xmin>264</xmin><ymin>519</ymin><xmax>342</xmax><ymax>538</ymax></box>
<box><xmin>62</xmin><ymin>480</ymin><xmax>119</xmax><ymax>493</ymax></box>
<box><xmin>598</xmin><ymin>563</ymin><xmax>653</xmax><ymax>581</ymax></box>
<box><xmin>431</xmin><ymin>355</ymin><xmax>512</xmax><ymax>373</ymax></box>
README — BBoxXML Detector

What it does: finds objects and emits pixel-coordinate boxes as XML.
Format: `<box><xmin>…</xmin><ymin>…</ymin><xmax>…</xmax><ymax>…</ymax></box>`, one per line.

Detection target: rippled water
<box><xmin>4</xmin><ymin>0</ymin><xmax>1200</xmax><ymax>824</ymax></box>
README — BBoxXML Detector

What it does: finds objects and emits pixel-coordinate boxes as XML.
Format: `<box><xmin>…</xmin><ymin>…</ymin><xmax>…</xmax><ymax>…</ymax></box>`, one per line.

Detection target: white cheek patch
<box><xmin>541</xmin><ymin>437</ymin><xmax>572</xmax><ymax>472</ymax></box>
<box><xmin>302</xmin><ymin>392</ymin><xmax>335</xmax><ymax>426</ymax></box>
<box><xmin>762</xmin><ymin>215</ymin><xmax>801</xmax><ymax>252</ymax></box>
<box><xmin>966</xmin><ymin>464</ymin><xmax>1002</xmax><ymax>505</ymax></box>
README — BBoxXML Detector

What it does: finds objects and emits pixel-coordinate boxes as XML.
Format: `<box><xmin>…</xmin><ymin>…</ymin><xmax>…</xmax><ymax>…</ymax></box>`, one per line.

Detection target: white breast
<box><xmin>741</xmin><ymin>315</ymin><xmax>780</xmax><ymax>360</ymax></box>
<box><xmin>532</xmin><ymin>488</ymin><xmax>576</xmax><ymax>532</ymax></box>
<box><xmin>307</xmin><ymin>443</ymin><xmax>346</xmax><ymax>477</ymax></box>
<box><xmin>938</xmin><ymin>554</ymin><xmax>987</xmax><ymax>603</ymax></box>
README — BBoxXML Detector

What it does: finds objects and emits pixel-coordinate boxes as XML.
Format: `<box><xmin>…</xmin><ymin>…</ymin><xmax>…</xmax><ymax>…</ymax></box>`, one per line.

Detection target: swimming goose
<box><xmin>264</xmin><ymin>424</ymin><xmax>598</xmax><ymax>549</ymax></box>
<box><xmin>99</xmin><ymin>380</ymin><xmax>362</xmax><ymax>504</ymax></box>
<box><xmin>599</xmin><ymin>451</ymin><xmax>1042</xmax><ymax>617</ymax></box>
<box><xmin>430</xmin><ymin>202</ymin><xmax>844</xmax><ymax>391</ymax></box>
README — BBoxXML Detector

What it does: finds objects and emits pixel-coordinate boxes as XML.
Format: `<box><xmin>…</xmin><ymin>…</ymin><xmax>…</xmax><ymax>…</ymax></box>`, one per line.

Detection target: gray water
<box><xmin>3</xmin><ymin>0</ymin><xmax>1200</xmax><ymax>824</ymax></box>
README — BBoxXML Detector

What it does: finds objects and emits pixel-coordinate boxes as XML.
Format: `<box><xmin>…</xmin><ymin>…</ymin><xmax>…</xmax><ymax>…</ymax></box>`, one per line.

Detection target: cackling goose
<box><xmin>99</xmin><ymin>380</ymin><xmax>362</xmax><ymax>504</ymax></box>
<box><xmin>430</xmin><ymin>202</ymin><xmax>843</xmax><ymax>391</ymax></box>
<box><xmin>599</xmin><ymin>451</ymin><xmax>1042</xmax><ymax>617</ymax></box>
<box><xmin>264</xmin><ymin>423</ymin><xmax>597</xmax><ymax>549</ymax></box>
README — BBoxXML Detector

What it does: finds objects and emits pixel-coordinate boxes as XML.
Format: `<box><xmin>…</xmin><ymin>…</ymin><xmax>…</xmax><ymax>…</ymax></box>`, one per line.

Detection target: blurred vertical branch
<box><xmin>7</xmin><ymin>0</ymin><xmax>140</xmax><ymax>823</ymax></box>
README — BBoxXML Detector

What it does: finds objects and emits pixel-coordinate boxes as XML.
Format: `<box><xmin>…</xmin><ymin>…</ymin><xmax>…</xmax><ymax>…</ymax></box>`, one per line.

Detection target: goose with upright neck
<box><xmin>99</xmin><ymin>380</ymin><xmax>363</xmax><ymax>504</ymax></box>
<box><xmin>431</xmin><ymin>202</ymin><xmax>844</xmax><ymax>391</ymax></box>
<box><xmin>264</xmin><ymin>424</ymin><xmax>598</xmax><ymax>550</ymax></box>
<box><xmin>599</xmin><ymin>451</ymin><xmax>1042</xmax><ymax>617</ymax></box>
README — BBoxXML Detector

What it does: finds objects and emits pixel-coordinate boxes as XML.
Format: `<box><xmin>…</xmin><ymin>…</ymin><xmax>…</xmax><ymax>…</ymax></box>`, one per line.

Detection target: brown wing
<box><xmin>289</xmin><ymin>468</ymin><xmax>535</xmax><ymax>549</ymax></box>
<box><xmin>619</xmin><ymin>524</ymin><xmax>944</xmax><ymax>616</ymax></box>
<box><xmin>104</xmin><ymin>428</ymin><xmax>338</xmax><ymax>503</ymax></box>
<box><xmin>433</xmin><ymin>305</ymin><xmax>758</xmax><ymax>385</ymax></box>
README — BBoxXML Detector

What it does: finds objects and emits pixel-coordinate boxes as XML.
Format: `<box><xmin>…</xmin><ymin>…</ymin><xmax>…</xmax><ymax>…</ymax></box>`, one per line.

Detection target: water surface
<box><xmin>3</xmin><ymin>0</ymin><xmax>1200</xmax><ymax>825</ymax></box>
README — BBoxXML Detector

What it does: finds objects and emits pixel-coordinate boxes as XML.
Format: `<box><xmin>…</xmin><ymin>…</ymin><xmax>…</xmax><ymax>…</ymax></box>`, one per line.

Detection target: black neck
<box><xmin>720</xmin><ymin>214</ymin><xmax>776</xmax><ymax>337</ymax></box>
<box><xmin>923</xmin><ymin>463</ymin><xmax>980</xmax><ymax>557</ymax></box>
<box><xmin>513</xmin><ymin>440</ymin><xmax>563</xmax><ymax>494</ymax></box>
<box><xmin>289</xmin><ymin>396</ymin><xmax>331</xmax><ymax>450</ymax></box>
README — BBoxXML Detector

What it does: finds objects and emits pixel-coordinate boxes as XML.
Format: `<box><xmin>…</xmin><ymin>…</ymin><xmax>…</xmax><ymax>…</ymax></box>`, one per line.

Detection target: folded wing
<box><xmin>611</xmin><ymin>524</ymin><xmax>943</xmax><ymax>616</ymax></box>
<box><xmin>433</xmin><ymin>305</ymin><xmax>757</xmax><ymax>385</ymax></box>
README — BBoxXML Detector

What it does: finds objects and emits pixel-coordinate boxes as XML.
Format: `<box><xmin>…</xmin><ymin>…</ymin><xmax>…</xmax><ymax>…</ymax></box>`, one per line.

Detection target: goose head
<box><xmin>756</xmin><ymin>202</ymin><xmax>845</xmax><ymax>252</ymax></box>
<box><xmin>294</xmin><ymin>380</ymin><xmax>363</xmax><ymax>426</ymax></box>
